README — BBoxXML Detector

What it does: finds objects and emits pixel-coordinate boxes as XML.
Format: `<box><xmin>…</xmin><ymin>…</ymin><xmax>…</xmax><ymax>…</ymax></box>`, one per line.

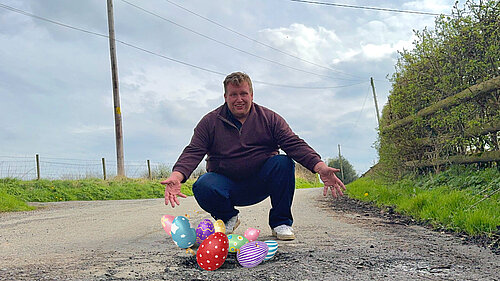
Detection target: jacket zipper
<box><xmin>218</xmin><ymin>115</ymin><xmax>242</xmax><ymax>136</ymax></box>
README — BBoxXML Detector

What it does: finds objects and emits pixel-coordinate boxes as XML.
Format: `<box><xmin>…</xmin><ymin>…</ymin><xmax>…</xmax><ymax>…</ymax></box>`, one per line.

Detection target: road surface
<box><xmin>0</xmin><ymin>188</ymin><xmax>498</xmax><ymax>280</ymax></box>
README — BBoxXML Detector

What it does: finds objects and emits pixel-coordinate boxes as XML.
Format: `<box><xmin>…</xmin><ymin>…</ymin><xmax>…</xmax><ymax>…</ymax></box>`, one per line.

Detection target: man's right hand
<box><xmin>161</xmin><ymin>171</ymin><xmax>187</xmax><ymax>208</ymax></box>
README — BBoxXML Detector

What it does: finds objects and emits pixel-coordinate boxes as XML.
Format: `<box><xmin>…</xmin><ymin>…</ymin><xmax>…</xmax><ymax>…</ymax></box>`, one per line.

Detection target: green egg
<box><xmin>227</xmin><ymin>234</ymin><xmax>249</xmax><ymax>253</ymax></box>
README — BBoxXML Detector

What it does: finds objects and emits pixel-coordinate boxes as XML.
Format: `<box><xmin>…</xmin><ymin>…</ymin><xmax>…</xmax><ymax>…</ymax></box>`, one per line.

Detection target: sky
<box><xmin>0</xmin><ymin>0</ymin><xmax>458</xmax><ymax>177</ymax></box>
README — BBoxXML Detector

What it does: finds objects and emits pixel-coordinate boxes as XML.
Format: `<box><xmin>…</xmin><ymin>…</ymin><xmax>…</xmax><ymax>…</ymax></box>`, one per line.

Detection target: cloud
<box><xmin>259</xmin><ymin>23</ymin><xmax>341</xmax><ymax>65</ymax></box>
<box><xmin>71</xmin><ymin>125</ymin><xmax>113</xmax><ymax>134</ymax></box>
<box><xmin>403</xmin><ymin>0</ymin><xmax>454</xmax><ymax>14</ymax></box>
<box><xmin>361</xmin><ymin>43</ymin><xmax>397</xmax><ymax>60</ymax></box>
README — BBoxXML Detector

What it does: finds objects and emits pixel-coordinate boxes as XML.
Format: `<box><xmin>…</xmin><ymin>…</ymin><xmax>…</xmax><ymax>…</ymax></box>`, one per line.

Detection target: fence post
<box><xmin>338</xmin><ymin>144</ymin><xmax>344</xmax><ymax>182</ymax></box>
<box><xmin>147</xmin><ymin>160</ymin><xmax>152</xmax><ymax>180</ymax></box>
<box><xmin>35</xmin><ymin>154</ymin><xmax>40</xmax><ymax>180</ymax></box>
<box><xmin>102</xmin><ymin>158</ymin><xmax>107</xmax><ymax>180</ymax></box>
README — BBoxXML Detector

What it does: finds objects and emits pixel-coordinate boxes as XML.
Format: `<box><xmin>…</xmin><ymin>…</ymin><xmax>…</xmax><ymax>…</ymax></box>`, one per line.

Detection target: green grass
<box><xmin>0</xmin><ymin>190</ymin><xmax>35</xmax><ymax>212</ymax></box>
<box><xmin>0</xmin><ymin>176</ymin><xmax>320</xmax><ymax>212</ymax></box>
<box><xmin>346</xmin><ymin>166</ymin><xmax>500</xmax><ymax>236</ymax></box>
<box><xmin>295</xmin><ymin>177</ymin><xmax>323</xmax><ymax>189</ymax></box>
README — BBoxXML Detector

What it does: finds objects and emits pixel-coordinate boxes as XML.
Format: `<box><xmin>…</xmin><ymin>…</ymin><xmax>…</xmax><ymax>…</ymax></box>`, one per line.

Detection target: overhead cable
<box><xmin>119</xmin><ymin>0</ymin><xmax>362</xmax><ymax>82</ymax></box>
<box><xmin>286</xmin><ymin>0</ymin><xmax>448</xmax><ymax>16</ymax></box>
<box><xmin>0</xmin><ymin>3</ymin><xmax>364</xmax><ymax>90</ymax></box>
<box><xmin>164</xmin><ymin>0</ymin><xmax>361</xmax><ymax>79</ymax></box>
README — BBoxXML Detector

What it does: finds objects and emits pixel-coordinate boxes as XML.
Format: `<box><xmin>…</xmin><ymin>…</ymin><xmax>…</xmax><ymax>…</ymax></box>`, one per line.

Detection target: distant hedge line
<box><xmin>378</xmin><ymin>0</ymin><xmax>500</xmax><ymax>176</ymax></box>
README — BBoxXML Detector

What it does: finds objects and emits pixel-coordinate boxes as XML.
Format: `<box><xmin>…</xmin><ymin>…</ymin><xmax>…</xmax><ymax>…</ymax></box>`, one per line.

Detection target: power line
<box><xmin>0</xmin><ymin>4</ymin><xmax>110</xmax><ymax>39</ymax></box>
<box><xmin>343</xmin><ymin>84</ymin><xmax>372</xmax><ymax>141</ymax></box>
<box><xmin>119</xmin><ymin>0</ymin><xmax>361</xmax><ymax>82</ymax></box>
<box><xmin>164</xmin><ymin>0</ymin><xmax>361</xmax><ymax>80</ymax></box>
<box><xmin>286</xmin><ymin>0</ymin><xmax>448</xmax><ymax>16</ymax></box>
<box><xmin>253</xmin><ymin>80</ymin><xmax>366</xmax><ymax>89</ymax></box>
<box><xmin>0</xmin><ymin>3</ymin><xmax>363</xmax><ymax>90</ymax></box>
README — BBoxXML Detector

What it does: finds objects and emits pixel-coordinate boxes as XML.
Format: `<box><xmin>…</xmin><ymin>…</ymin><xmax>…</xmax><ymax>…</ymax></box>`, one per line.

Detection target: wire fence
<box><xmin>0</xmin><ymin>155</ymin><xmax>176</xmax><ymax>180</ymax></box>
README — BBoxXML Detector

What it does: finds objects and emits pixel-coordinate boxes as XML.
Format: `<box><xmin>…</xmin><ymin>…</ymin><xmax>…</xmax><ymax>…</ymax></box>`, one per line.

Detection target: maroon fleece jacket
<box><xmin>172</xmin><ymin>103</ymin><xmax>322</xmax><ymax>182</ymax></box>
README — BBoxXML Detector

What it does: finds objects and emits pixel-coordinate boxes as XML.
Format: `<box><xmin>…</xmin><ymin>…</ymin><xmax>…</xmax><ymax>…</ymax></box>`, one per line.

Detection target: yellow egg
<box><xmin>213</xmin><ymin>219</ymin><xmax>226</xmax><ymax>234</ymax></box>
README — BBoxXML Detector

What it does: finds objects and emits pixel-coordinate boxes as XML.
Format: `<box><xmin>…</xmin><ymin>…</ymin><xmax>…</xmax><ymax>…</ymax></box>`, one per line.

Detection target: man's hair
<box><xmin>223</xmin><ymin>72</ymin><xmax>253</xmax><ymax>94</ymax></box>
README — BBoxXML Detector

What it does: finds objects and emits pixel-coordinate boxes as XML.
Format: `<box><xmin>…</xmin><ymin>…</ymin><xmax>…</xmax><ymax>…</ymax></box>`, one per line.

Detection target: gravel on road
<box><xmin>0</xmin><ymin>188</ymin><xmax>498</xmax><ymax>280</ymax></box>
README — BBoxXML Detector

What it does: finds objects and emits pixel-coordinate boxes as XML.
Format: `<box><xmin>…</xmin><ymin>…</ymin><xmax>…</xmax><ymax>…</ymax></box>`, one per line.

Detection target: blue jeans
<box><xmin>192</xmin><ymin>155</ymin><xmax>295</xmax><ymax>229</ymax></box>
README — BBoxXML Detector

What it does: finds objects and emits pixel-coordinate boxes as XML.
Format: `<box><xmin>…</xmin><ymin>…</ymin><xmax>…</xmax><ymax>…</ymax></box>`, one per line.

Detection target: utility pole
<box><xmin>107</xmin><ymin>0</ymin><xmax>125</xmax><ymax>177</ymax></box>
<box><xmin>370</xmin><ymin>77</ymin><xmax>381</xmax><ymax>128</ymax></box>
<box><xmin>338</xmin><ymin>144</ymin><xmax>344</xmax><ymax>182</ymax></box>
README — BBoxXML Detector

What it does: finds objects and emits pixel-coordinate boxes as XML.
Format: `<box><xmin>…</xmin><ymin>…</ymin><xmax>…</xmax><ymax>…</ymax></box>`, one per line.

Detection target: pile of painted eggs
<box><xmin>161</xmin><ymin>215</ymin><xmax>279</xmax><ymax>271</ymax></box>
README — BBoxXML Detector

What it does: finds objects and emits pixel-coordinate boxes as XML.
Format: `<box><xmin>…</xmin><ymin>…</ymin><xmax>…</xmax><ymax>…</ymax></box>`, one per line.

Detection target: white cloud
<box><xmin>71</xmin><ymin>125</ymin><xmax>113</xmax><ymax>134</ymax></box>
<box><xmin>259</xmin><ymin>23</ymin><xmax>340</xmax><ymax>65</ymax></box>
<box><xmin>120</xmin><ymin>66</ymin><xmax>222</xmax><ymax>115</ymax></box>
<box><xmin>361</xmin><ymin>43</ymin><xmax>396</xmax><ymax>60</ymax></box>
<box><xmin>403</xmin><ymin>0</ymin><xmax>454</xmax><ymax>14</ymax></box>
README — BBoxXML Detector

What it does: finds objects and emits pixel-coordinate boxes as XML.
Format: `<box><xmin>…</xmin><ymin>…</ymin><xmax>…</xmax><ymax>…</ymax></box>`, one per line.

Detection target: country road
<box><xmin>0</xmin><ymin>188</ymin><xmax>498</xmax><ymax>280</ymax></box>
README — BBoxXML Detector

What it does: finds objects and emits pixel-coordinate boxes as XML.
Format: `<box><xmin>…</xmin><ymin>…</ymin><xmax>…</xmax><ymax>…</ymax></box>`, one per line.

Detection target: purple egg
<box><xmin>196</xmin><ymin>219</ymin><xmax>215</xmax><ymax>244</ymax></box>
<box><xmin>237</xmin><ymin>241</ymin><xmax>269</xmax><ymax>268</ymax></box>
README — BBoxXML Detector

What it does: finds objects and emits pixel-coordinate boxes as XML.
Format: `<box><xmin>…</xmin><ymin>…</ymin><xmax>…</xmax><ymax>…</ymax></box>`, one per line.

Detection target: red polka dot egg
<box><xmin>196</xmin><ymin>232</ymin><xmax>229</xmax><ymax>271</ymax></box>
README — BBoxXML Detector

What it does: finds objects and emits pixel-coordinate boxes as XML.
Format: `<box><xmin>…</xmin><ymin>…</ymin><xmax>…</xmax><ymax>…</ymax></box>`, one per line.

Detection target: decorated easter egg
<box><xmin>227</xmin><ymin>234</ymin><xmax>249</xmax><ymax>253</ymax></box>
<box><xmin>237</xmin><ymin>241</ymin><xmax>268</xmax><ymax>268</ymax></box>
<box><xmin>213</xmin><ymin>219</ymin><xmax>226</xmax><ymax>234</ymax></box>
<box><xmin>196</xmin><ymin>219</ymin><xmax>215</xmax><ymax>244</ymax></box>
<box><xmin>196</xmin><ymin>232</ymin><xmax>229</xmax><ymax>271</ymax></box>
<box><xmin>263</xmin><ymin>240</ymin><xmax>278</xmax><ymax>261</ymax></box>
<box><xmin>244</xmin><ymin>227</ymin><xmax>260</xmax><ymax>242</ymax></box>
<box><xmin>161</xmin><ymin>215</ymin><xmax>175</xmax><ymax>236</ymax></box>
<box><xmin>171</xmin><ymin>216</ymin><xmax>196</xmax><ymax>249</ymax></box>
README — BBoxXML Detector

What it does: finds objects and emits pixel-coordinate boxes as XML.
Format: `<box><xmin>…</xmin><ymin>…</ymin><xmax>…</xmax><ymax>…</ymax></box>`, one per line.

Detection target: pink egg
<box><xmin>244</xmin><ymin>227</ymin><xmax>260</xmax><ymax>242</ymax></box>
<box><xmin>161</xmin><ymin>215</ymin><xmax>175</xmax><ymax>236</ymax></box>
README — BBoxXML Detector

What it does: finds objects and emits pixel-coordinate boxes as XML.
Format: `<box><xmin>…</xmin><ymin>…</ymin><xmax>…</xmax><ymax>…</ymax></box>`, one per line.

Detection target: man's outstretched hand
<box><xmin>161</xmin><ymin>171</ymin><xmax>187</xmax><ymax>208</ymax></box>
<box><xmin>314</xmin><ymin>161</ymin><xmax>346</xmax><ymax>198</ymax></box>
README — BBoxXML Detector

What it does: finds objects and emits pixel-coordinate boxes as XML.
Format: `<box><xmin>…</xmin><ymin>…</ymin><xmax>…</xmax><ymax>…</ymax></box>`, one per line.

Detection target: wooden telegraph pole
<box><xmin>370</xmin><ymin>77</ymin><xmax>381</xmax><ymax>128</ymax></box>
<box><xmin>106</xmin><ymin>0</ymin><xmax>125</xmax><ymax>177</ymax></box>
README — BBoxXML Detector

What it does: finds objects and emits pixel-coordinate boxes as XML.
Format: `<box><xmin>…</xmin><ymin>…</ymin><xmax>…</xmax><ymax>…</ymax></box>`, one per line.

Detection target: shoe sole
<box><xmin>272</xmin><ymin>230</ymin><xmax>296</xmax><ymax>241</ymax></box>
<box><xmin>226</xmin><ymin>219</ymin><xmax>241</xmax><ymax>234</ymax></box>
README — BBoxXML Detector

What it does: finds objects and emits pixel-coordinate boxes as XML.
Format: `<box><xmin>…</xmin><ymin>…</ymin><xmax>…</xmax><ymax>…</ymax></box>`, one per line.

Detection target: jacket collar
<box><xmin>218</xmin><ymin>102</ymin><xmax>255</xmax><ymax>122</ymax></box>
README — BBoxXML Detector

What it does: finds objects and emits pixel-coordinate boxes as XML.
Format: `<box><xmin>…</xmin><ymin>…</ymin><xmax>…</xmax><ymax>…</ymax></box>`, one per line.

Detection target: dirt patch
<box><xmin>328</xmin><ymin>195</ymin><xmax>500</xmax><ymax>255</ymax></box>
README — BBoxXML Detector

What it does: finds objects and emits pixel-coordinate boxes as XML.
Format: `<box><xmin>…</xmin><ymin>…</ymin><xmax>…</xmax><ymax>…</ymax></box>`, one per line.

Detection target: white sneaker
<box><xmin>225</xmin><ymin>215</ymin><xmax>240</xmax><ymax>234</ymax></box>
<box><xmin>272</xmin><ymin>225</ymin><xmax>295</xmax><ymax>240</ymax></box>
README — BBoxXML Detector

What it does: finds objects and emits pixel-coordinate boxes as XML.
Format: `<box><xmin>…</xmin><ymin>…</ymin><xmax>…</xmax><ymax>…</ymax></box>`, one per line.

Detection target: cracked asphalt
<box><xmin>0</xmin><ymin>188</ymin><xmax>498</xmax><ymax>280</ymax></box>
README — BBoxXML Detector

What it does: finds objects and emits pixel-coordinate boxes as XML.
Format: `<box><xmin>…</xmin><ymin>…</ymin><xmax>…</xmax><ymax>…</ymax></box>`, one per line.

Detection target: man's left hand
<box><xmin>314</xmin><ymin>162</ymin><xmax>346</xmax><ymax>198</ymax></box>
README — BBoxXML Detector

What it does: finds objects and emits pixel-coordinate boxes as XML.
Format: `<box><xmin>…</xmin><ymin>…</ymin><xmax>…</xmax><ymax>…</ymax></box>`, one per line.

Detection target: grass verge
<box><xmin>0</xmin><ymin>190</ymin><xmax>36</xmax><ymax>212</ymax></box>
<box><xmin>346</xmin><ymin>165</ymin><xmax>500</xmax><ymax>236</ymax></box>
<box><xmin>0</xmin><ymin>176</ymin><xmax>320</xmax><ymax>212</ymax></box>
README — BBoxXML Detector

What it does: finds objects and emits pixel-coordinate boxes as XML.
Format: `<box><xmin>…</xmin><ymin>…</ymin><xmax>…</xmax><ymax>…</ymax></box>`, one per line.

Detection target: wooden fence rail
<box><xmin>380</xmin><ymin>76</ymin><xmax>500</xmax><ymax>169</ymax></box>
<box><xmin>381</xmin><ymin>76</ymin><xmax>500</xmax><ymax>133</ymax></box>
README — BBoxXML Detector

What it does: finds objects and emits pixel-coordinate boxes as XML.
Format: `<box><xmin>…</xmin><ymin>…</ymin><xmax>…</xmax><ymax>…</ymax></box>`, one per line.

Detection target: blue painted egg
<box><xmin>196</xmin><ymin>219</ymin><xmax>215</xmax><ymax>244</ymax></box>
<box><xmin>171</xmin><ymin>216</ymin><xmax>196</xmax><ymax>249</ymax></box>
<box><xmin>237</xmin><ymin>241</ymin><xmax>268</xmax><ymax>268</ymax></box>
<box><xmin>263</xmin><ymin>240</ymin><xmax>278</xmax><ymax>261</ymax></box>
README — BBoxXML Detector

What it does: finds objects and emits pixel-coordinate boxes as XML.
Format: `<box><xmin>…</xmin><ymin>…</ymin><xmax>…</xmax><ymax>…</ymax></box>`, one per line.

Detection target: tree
<box><xmin>327</xmin><ymin>156</ymin><xmax>359</xmax><ymax>185</ymax></box>
<box><xmin>378</xmin><ymin>0</ymin><xmax>500</xmax><ymax>177</ymax></box>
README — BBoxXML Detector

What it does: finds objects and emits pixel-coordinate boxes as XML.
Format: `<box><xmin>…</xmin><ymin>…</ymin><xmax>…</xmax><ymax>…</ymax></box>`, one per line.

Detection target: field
<box><xmin>1</xmin><ymin>165</ymin><xmax>498</xmax><ymax>238</ymax></box>
<box><xmin>0</xmin><ymin>176</ymin><xmax>321</xmax><ymax>212</ymax></box>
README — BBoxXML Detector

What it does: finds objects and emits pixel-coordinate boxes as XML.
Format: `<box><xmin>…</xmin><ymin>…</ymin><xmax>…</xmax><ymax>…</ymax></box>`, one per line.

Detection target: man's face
<box><xmin>224</xmin><ymin>81</ymin><xmax>253</xmax><ymax>121</ymax></box>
